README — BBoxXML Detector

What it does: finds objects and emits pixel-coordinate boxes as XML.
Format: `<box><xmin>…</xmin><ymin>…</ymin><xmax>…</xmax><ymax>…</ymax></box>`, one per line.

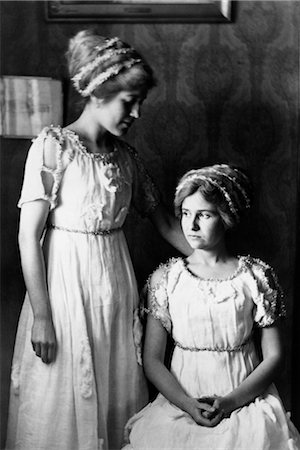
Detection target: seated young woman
<box><xmin>123</xmin><ymin>163</ymin><xmax>300</xmax><ymax>450</ymax></box>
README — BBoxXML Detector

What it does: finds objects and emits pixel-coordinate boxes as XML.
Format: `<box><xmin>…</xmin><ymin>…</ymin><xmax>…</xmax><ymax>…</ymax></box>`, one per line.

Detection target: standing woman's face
<box><xmin>181</xmin><ymin>190</ymin><xmax>225</xmax><ymax>251</ymax></box>
<box><xmin>95</xmin><ymin>89</ymin><xmax>146</xmax><ymax>136</ymax></box>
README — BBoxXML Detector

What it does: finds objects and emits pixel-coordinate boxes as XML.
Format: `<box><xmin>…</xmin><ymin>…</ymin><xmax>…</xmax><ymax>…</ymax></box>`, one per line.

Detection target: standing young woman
<box><xmin>6</xmin><ymin>30</ymin><xmax>190</xmax><ymax>450</ymax></box>
<box><xmin>124</xmin><ymin>164</ymin><xmax>300</xmax><ymax>450</ymax></box>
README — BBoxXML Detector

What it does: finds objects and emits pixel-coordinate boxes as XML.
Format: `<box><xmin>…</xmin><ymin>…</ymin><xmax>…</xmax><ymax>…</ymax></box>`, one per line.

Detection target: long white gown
<box><xmin>6</xmin><ymin>126</ymin><xmax>159</xmax><ymax>450</ymax></box>
<box><xmin>123</xmin><ymin>256</ymin><xmax>300</xmax><ymax>450</ymax></box>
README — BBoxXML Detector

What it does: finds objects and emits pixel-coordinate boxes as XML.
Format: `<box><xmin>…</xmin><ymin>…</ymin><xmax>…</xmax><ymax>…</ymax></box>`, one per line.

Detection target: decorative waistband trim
<box><xmin>174</xmin><ymin>336</ymin><xmax>251</xmax><ymax>353</ymax></box>
<box><xmin>48</xmin><ymin>224</ymin><xmax>121</xmax><ymax>236</ymax></box>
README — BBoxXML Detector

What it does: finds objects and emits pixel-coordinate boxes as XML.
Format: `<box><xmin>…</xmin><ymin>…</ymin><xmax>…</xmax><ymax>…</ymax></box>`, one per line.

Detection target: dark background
<box><xmin>1</xmin><ymin>1</ymin><xmax>300</xmax><ymax>448</ymax></box>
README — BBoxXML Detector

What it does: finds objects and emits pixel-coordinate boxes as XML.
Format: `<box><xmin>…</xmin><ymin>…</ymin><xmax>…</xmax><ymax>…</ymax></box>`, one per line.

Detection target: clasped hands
<box><xmin>187</xmin><ymin>396</ymin><xmax>232</xmax><ymax>427</ymax></box>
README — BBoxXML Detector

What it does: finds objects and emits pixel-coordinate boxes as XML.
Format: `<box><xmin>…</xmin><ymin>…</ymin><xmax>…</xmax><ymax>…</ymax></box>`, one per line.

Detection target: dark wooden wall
<box><xmin>1</xmin><ymin>1</ymin><xmax>299</xmax><ymax>447</ymax></box>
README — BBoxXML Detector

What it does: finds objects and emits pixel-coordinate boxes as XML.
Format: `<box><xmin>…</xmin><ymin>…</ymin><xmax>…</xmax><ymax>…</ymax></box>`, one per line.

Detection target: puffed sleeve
<box><xmin>144</xmin><ymin>263</ymin><xmax>172</xmax><ymax>333</ymax></box>
<box><xmin>249</xmin><ymin>258</ymin><xmax>286</xmax><ymax>327</ymax></box>
<box><xmin>18</xmin><ymin>126</ymin><xmax>68</xmax><ymax>210</ymax></box>
<box><xmin>127</xmin><ymin>145</ymin><xmax>160</xmax><ymax>217</ymax></box>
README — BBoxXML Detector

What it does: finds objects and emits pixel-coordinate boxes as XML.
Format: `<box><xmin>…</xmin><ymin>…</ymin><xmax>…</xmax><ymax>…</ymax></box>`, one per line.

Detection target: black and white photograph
<box><xmin>1</xmin><ymin>1</ymin><xmax>300</xmax><ymax>449</ymax></box>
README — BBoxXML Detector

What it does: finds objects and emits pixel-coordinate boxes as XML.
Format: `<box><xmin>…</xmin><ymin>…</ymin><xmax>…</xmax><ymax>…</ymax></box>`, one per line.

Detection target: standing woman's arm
<box><xmin>19</xmin><ymin>200</ymin><xmax>57</xmax><ymax>364</ymax></box>
<box><xmin>127</xmin><ymin>145</ymin><xmax>192</xmax><ymax>257</ymax></box>
<box><xmin>18</xmin><ymin>131</ymin><xmax>62</xmax><ymax>364</ymax></box>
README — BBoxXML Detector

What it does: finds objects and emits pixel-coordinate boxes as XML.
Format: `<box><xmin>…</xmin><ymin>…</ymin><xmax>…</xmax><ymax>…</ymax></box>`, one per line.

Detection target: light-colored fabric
<box><xmin>6</xmin><ymin>126</ymin><xmax>160</xmax><ymax>450</ymax></box>
<box><xmin>124</xmin><ymin>257</ymin><xmax>300</xmax><ymax>450</ymax></box>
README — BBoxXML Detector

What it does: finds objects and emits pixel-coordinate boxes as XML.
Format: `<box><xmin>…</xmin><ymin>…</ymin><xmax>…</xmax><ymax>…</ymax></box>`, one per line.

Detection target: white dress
<box><xmin>6</xmin><ymin>126</ymin><xmax>160</xmax><ymax>450</ymax></box>
<box><xmin>123</xmin><ymin>256</ymin><xmax>300</xmax><ymax>450</ymax></box>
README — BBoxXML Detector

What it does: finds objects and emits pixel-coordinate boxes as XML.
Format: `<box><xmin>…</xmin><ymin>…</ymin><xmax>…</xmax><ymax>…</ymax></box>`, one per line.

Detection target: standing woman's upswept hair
<box><xmin>66</xmin><ymin>29</ymin><xmax>156</xmax><ymax>102</ymax></box>
<box><xmin>174</xmin><ymin>164</ymin><xmax>252</xmax><ymax>229</ymax></box>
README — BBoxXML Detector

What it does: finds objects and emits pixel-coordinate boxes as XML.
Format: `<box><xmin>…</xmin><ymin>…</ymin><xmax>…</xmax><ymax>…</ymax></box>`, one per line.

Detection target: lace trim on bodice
<box><xmin>144</xmin><ymin>255</ymin><xmax>286</xmax><ymax>334</ymax></box>
<box><xmin>52</xmin><ymin>125</ymin><xmax>119</xmax><ymax>162</ymax></box>
<box><xmin>180</xmin><ymin>255</ymin><xmax>246</xmax><ymax>282</ymax></box>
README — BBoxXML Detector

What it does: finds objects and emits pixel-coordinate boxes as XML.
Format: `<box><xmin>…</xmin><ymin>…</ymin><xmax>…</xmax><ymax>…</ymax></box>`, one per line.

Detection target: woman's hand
<box><xmin>149</xmin><ymin>204</ymin><xmax>192</xmax><ymax>256</ymax></box>
<box><xmin>185</xmin><ymin>398</ymin><xmax>224</xmax><ymax>427</ymax></box>
<box><xmin>202</xmin><ymin>326</ymin><xmax>283</xmax><ymax>418</ymax></box>
<box><xmin>200</xmin><ymin>395</ymin><xmax>236</xmax><ymax>420</ymax></box>
<box><xmin>211</xmin><ymin>396</ymin><xmax>236</xmax><ymax>418</ymax></box>
<box><xmin>31</xmin><ymin>316</ymin><xmax>57</xmax><ymax>364</ymax></box>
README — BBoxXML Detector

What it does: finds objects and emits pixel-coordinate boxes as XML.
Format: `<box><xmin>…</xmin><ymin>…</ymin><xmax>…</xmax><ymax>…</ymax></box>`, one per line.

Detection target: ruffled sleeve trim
<box><xmin>18</xmin><ymin>126</ymin><xmax>73</xmax><ymax>210</ymax></box>
<box><xmin>245</xmin><ymin>256</ymin><xmax>286</xmax><ymax>327</ymax></box>
<box><xmin>143</xmin><ymin>258</ymin><xmax>180</xmax><ymax>333</ymax></box>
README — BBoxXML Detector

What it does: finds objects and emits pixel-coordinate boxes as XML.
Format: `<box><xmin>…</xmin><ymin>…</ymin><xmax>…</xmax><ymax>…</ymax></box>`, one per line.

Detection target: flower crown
<box><xmin>71</xmin><ymin>37</ymin><xmax>142</xmax><ymax>97</ymax></box>
<box><xmin>176</xmin><ymin>164</ymin><xmax>251</xmax><ymax>222</ymax></box>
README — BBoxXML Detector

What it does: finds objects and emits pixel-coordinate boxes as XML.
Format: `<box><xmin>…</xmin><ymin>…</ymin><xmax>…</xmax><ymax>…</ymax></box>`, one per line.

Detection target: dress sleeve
<box><xmin>250</xmin><ymin>258</ymin><xmax>286</xmax><ymax>327</ymax></box>
<box><xmin>18</xmin><ymin>127</ymin><xmax>68</xmax><ymax>210</ymax></box>
<box><xmin>127</xmin><ymin>145</ymin><xmax>160</xmax><ymax>217</ymax></box>
<box><xmin>144</xmin><ymin>263</ymin><xmax>172</xmax><ymax>333</ymax></box>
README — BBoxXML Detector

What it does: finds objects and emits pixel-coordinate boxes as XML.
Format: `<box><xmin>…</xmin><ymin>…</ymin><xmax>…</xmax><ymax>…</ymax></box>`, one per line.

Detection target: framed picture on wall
<box><xmin>46</xmin><ymin>0</ymin><xmax>231</xmax><ymax>23</ymax></box>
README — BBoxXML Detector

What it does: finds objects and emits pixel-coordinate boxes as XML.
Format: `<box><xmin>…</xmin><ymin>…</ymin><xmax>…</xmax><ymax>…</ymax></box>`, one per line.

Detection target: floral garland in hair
<box><xmin>74</xmin><ymin>58</ymin><xmax>141</xmax><ymax>97</ymax></box>
<box><xmin>71</xmin><ymin>36</ymin><xmax>142</xmax><ymax>97</ymax></box>
<box><xmin>72</xmin><ymin>47</ymin><xmax>134</xmax><ymax>92</ymax></box>
<box><xmin>73</xmin><ymin>37</ymin><xmax>120</xmax><ymax>87</ymax></box>
<box><xmin>176</xmin><ymin>172</ymin><xmax>239</xmax><ymax>220</ymax></box>
<box><xmin>209</xmin><ymin>166</ymin><xmax>251</xmax><ymax>209</ymax></box>
<box><xmin>95</xmin><ymin>36</ymin><xmax>120</xmax><ymax>53</ymax></box>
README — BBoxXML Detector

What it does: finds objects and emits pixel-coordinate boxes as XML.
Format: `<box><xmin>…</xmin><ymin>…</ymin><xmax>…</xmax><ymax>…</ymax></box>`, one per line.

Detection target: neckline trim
<box><xmin>63</xmin><ymin>127</ymin><xmax>119</xmax><ymax>160</ymax></box>
<box><xmin>180</xmin><ymin>255</ymin><xmax>245</xmax><ymax>282</ymax></box>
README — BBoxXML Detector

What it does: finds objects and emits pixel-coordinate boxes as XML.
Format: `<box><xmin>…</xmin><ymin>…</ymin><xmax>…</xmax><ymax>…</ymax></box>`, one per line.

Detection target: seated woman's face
<box><xmin>181</xmin><ymin>191</ymin><xmax>225</xmax><ymax>251</ymax></box>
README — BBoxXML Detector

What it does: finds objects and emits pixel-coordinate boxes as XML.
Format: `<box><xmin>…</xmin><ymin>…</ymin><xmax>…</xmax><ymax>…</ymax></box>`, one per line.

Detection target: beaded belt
<box><xmin>48</xmin><ymin>224</ymin><xmax>121</xmax><ymax>236</ymax></box>
<box><xmin>174</xmin><ymin>336</ymin><xmax>251</xmax><ymax>353</ymax></box>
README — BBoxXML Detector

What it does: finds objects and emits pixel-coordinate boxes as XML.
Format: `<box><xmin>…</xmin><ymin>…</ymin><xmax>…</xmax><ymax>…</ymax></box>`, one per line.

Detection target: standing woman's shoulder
<box><xmin>18</xmin><ymin>126</ymin><xmax>74</xmax><ymax>210</ymax></box>
<box><xmin>29</xmin><ymin>125</ymin><xmax>76</xmax><ymax>169</ymax></box>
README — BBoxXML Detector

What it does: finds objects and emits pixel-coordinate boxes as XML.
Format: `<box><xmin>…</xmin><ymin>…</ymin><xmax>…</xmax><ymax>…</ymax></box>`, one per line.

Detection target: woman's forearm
<box><xmin>220</xmin><ymin>326</ymin><xmax>283</xmax><ymax>415</ymax></box>
<box><xmin>18</xmin><ymin>201</ymin><xmax>57</xmax><ymax>363</ymax></box>
<box><xmin>19</xmin><ymin>234</ymin><xmax>52</xmax><ymax>318</ymax></box>
<box><xmin>144</xmin><ymin>356</ymin><xmax>192</xmax><ymax>412</ymax></box>
<box><xmin>144</xmin><ymin>297</ymin><xmax>219</xmax><ymax>426</ymax></box>
<box><xmin>222</xmin><ymin>354</ymin><xmax>282</xmax><ymax>414</ymax></box>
